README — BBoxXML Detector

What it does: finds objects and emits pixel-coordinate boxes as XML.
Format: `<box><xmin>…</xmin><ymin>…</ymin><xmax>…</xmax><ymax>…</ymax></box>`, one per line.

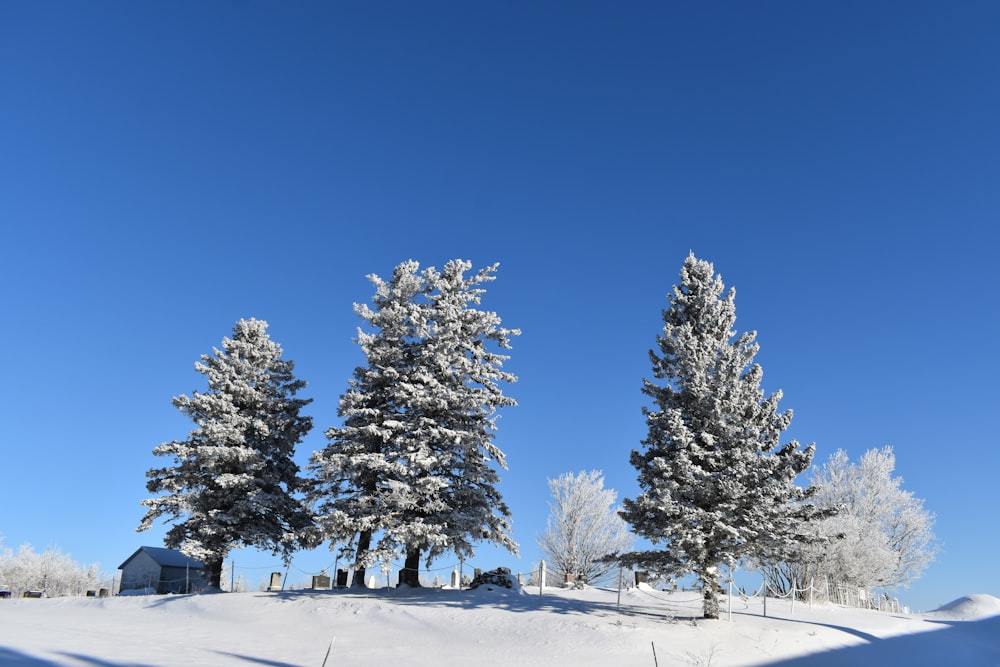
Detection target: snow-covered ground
<box><xmin>2</xmin><ymin>583</ymin><xmax>998</xmax><ymax>666</ymax></box>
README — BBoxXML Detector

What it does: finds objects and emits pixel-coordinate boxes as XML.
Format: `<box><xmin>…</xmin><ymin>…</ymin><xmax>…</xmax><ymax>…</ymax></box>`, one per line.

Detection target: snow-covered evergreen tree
<box><xmin>537</xmin><ymin>470</ymin><xmax>634</xmax><ymax>587</ymax></box>
<box><xmin>139</xmin><ymin>318</ymin><xmax>314</xmax><ymax>588</ymax></box>
<box><xmin>618</xmin><ymin>254</ymin><xmax>817</xmax><ymax>619</ymax></box>
<box><xmin>307</xmin><ymin>261</ymin><xmax>424</xmax><ymax>587</ymax></box>
<box><xmin>308</xmin><ymin>260</ymin><xmax>519</xmax><ymax>587</ymax></box>
<box><xmin>395</xmin><ymin>260</ymin><xmax>519</xmax><ymax>584</ymax></box>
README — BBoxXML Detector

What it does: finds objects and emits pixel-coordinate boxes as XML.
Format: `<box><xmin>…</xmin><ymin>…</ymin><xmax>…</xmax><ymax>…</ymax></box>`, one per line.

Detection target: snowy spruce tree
<box><xmin>308</xmin><ymin>260</ymin><xmax>519</xmax><ymax>587</ymax></box>
<box><xmin>395</xmin><ymin>259</ymin><xmax>520</xmax><ymax>585</ymax></box>
<box><xmin>618</xmin><ymin>254</ymin><xmax>817</xmax><ymax>619</ymax></box>
<box><xmin>306</xmin><ymin>261</ymin><xmax>425</xmax><ymax>587</ymax></box>
<box><xmin>139</xmin><ymin>318</ymin><xmax>314</xmax><ymax>588</ymax></box>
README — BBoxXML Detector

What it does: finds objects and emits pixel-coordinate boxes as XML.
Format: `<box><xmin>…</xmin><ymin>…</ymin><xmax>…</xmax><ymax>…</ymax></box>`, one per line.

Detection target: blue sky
<box><xmin>1</xmin><ymin>1</ymin><xmax>997</xmax><ymax>610</ymax></box>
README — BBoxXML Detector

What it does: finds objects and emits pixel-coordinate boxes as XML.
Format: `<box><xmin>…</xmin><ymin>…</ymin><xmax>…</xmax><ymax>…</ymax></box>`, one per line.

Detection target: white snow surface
<box><xmin>2</xmin><ymin>584</ymin><xmax>998</xmax><ymax>666</ymax></box>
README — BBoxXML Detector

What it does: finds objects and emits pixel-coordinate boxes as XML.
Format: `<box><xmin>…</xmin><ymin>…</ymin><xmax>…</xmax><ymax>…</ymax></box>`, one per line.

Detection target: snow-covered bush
<box><xmin>468</xmin><ymin>567</ymin><xmax>517</xmax><ymax>590</ymax></box>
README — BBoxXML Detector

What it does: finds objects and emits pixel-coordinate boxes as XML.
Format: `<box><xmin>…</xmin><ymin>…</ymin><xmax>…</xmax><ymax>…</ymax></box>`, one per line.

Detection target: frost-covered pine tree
<box><xmin>618</xmin><ymin>254</ymin><xmax>817</xmax><ymax>619</ymax></box>
<box><xmin>394</xmin><ymin>260</ymin><xmax>519</xmax><ymax>585</ymax></box>
<box><xmin>139</xmin><ymin>318</ymin><xmax>314</xmax><ymax>588</ymax></box>
<box><xmin>308</xmin><ymin>260</ymin><xmax>519</xmax><ymax>587</ymax></box>
<box><xmin>307</xmin><ymin>261</ymin><xmax>425</xmax><ymax>587</ymax></box>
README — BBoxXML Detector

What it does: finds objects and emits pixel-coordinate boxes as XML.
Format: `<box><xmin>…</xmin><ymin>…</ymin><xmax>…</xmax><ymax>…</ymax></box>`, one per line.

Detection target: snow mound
<box><xmin>925</xmin><ymin>594</ymin><xmax>1000</xmax><ymax>620</ymax></box>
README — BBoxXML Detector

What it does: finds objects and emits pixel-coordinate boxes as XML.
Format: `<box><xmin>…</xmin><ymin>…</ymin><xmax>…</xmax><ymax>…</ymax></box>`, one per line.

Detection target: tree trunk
<box><xmin>700</xmin><ymin>567</ymin><xmax>720</xmax><ymax>620</ymax></box>
<box><xmin>399</xmin><ymin>546</ymin><xmax>422</xmax><ymax>587</ymax></box>
<box><xmin>206</xmin><ymin>557</ymin><xmax>224</xmax><ymax>590</ymax></box>
<box><xmin>351</xmin><ymin>530</ymin><xmax>372</xmax><ymax>588</ymax></box>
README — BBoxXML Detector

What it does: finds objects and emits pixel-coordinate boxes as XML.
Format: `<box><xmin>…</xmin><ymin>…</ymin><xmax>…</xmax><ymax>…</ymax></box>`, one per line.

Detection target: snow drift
<box><xmin>924</xmin><ymin>593</ymin><xmax>1000</xmax><ymax>621</ymax></box>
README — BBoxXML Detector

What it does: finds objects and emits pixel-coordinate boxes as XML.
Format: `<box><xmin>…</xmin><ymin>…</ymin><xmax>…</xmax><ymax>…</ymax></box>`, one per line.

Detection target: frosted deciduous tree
<box><xmin>765</xmin><ymin>447</ymin><xmax>937</xmax><ymax>594</ymax></box>
<box><xmin>537</xmin><ymin>470</ymin><xmax>634</xmax><ymax>586</ymax></box>
<box><xmin>308</xmin><ymin>260</ymin><xmax>519</xmax><ymax>588</ymax></box>
<box><xmin>0</xmin><ymin>541</ymin><xmax>103</xmax><ymax>597</ymax></box>
<box><xmin>618</xmin><ymin>253</ymin><xmax>817</xmax><ymax>619</ymax></box>
<box><xmin>139</xmin><ymin>318</ymin><xmax>314</xmax><ymax>588</ymax></box>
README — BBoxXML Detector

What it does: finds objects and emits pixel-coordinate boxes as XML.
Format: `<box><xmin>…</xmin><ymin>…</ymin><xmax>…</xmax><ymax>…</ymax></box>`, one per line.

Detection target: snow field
<box><xmin>2</xmin><ymin>586</ymin><xmax>999</xmax><ymax>666</ymax></box>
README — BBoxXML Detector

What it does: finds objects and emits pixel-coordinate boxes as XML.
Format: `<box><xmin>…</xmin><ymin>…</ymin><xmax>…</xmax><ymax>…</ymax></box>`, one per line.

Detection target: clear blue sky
<box><xmin>1</xmin><ymin>2</ymin><xmax>997</xmax><ymax>611</ymax></box>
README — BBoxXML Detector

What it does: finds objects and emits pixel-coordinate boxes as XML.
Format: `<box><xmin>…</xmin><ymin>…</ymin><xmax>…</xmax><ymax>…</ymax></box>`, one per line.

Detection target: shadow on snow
<box><xmin>755</xmin><ymin>614</ymin><xmax>1000</xmax><ymax>667</ymax></box>
<box><xmin>0</xmin><ymin>647</ymin><xmax>61</xmax><ymax>667</ymax></box>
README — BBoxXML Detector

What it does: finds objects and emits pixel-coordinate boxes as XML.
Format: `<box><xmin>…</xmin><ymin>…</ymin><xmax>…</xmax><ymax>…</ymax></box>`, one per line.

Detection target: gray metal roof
<box><xmin>118</xmin><ymin>546</ymin><xmax>205</xmax><ymax>570</ymax></box>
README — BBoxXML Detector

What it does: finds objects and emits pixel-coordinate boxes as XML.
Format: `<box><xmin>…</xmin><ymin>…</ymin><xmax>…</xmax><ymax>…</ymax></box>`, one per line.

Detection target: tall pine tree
<box><xmin>307</xmin><ymin>261</ymin><xmax>425</xmax><ymax>587</ymax></box>
<box><xmin>395</xmin><ymin>260</ymin><xmax>519</xmax><ymax>584</ymax></box>
<box><xmin>308</xmin><ymin>259</ymin><xmax>519</xmax><ymax>587</ymax></box>
<box><xmin>139</xmin><ymin>319</ymin><xmax>313</xmax><ymax>588</ymax></box>
<box><xmin>619</xmin><ymin>254</ymin><xmax>816</xmax><ymax>619</ymax></box>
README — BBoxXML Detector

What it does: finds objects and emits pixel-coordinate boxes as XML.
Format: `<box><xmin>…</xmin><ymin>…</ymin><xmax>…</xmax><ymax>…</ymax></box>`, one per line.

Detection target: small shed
<box><xmin>118</xmin><ymin>546</ymin><xmax>207</xmax><ymax>594</ymax></box>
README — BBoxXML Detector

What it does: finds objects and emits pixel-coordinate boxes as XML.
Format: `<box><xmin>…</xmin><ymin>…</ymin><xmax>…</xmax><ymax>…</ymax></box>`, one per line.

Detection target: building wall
<box><xmin>159</xmin><ymin>565</ymin><xmax>206</xmax><ymax>594</ymax></box>
<box><xmin>119</xmin><ymin>551</ymin><xmax>161</xmax><ymax>593</ymax></box>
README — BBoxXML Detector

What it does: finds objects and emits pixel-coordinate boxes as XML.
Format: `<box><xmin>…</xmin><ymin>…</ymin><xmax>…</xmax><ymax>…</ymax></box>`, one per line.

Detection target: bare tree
<box><xmin>537</xmin><ymin>470</ymin><xmax>633</xmax><ymax>586</ymax></box>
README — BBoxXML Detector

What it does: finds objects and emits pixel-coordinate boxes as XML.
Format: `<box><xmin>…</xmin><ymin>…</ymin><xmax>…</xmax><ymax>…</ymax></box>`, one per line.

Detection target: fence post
<box><xmin>763</xmin><ymin>579</ymin><xmax>767</xmax><ymax>618</ymax></box>
<box><xmin>617</xmin><ymin>566</ymin><xmax>623</xmax><ymax>612</ymax></box>
<box><xmin>727</xmin><ymin>571</ymin><xmax>733</xmax><ymax>622</ymax></box>
<box><xmin>539</xmin><ymin>560</ymin><xmax>546</xmax><ymax>596</ymax></box>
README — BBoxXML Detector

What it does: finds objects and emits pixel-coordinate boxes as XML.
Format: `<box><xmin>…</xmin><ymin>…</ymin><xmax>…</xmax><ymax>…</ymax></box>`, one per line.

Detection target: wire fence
<box><xmin>107</xmin><ymin>556</ymin><xmax>909</xmax><ymax>620</ymax></box>
<box><xmin>737</xmin><ymin>577</ymin><xmax>907</xmax><ymax>616</ymax></box>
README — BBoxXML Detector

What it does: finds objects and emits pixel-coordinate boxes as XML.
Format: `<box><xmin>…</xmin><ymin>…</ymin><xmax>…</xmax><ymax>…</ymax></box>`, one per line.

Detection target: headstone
<box><xmin>450</xmin><ymin>568</ymin><xmax>460</xmax><ymax>588</ymax></box>
<box><xmin>268</xmin><ymin>572</ymin><xmax>282</xmax><ymax>591</ymax></box>
<box><xmin>312</xmin><ymin>575</ymin><xmax>331</xmax><ymax>590</ymax></box>
<box><xmin>99</xmin><ymin>589</ymin><xmax>110</xmax><ymax>597</ymax></box>
<box><xmin>634</xmin><ymin>571</ymin><xmax>648</xmax><ymax>586</ymax></box>
<box><xmin>86</xmin><ymin>590</ymin><xmax>97</xmax><ymax>597</ymax></box>
<box><xmin>336</xmin><ymin>569</ymin><xmax>349</xmax><ymax>587</ymax></box>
